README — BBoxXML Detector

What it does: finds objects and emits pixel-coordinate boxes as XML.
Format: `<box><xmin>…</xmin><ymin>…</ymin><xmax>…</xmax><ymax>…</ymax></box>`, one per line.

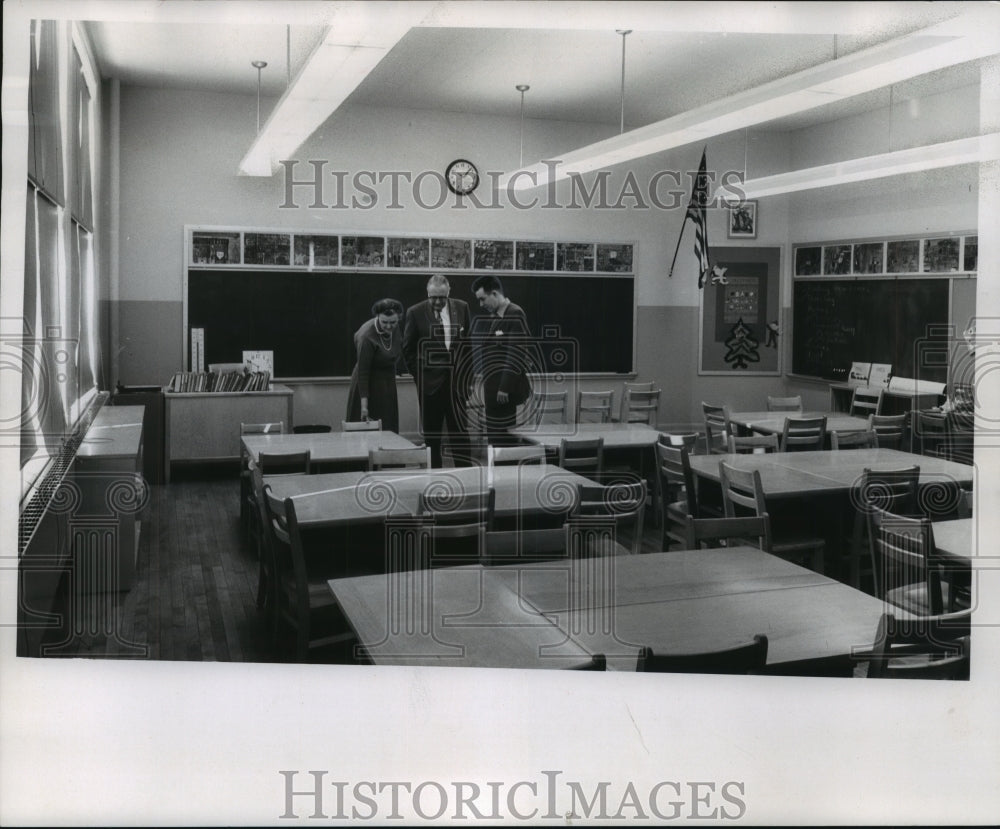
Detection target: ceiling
<box><xmin>82</xmin><ymin>1</ymin><xmax>988</xmax><ymax>137</ymax></box>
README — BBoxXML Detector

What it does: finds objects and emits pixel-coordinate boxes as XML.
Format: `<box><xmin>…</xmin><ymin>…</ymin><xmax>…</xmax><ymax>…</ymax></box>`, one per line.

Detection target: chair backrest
<box><xmin>572</xmin><ymin>480</ymin><xmax>647</xmax><ymax>556</ymax></box>
<box><xmin>857</xmin><ymin>465</ymin><xmax>920</xmax><ymax>515</ymax></box>
<box><xmin>766</xmin><ymin>395</ymin><xmax>802</xmax><ymax>412</ymax></box>
<box><xmin>867</xmin><ymin>611</ymin><xmax>971</xmax><ymax>679</ymax></box>
<box><xmin>480</xmin><ymin>526</ymin><xmax>566</xmax><ymax>566</ymax></box>
<box><xmin>241</xmin><ymin>421</ymin><xmax>285</xmax><ymax>436</ymax></box>
<box><xmin>915</xmin><ymin>410</ymin><xmax>949</xmax><ymax>455</ymax></box>
<box><xmin>577</xmin><ymin>390</ymin><xmax>615</xmax><ymax>424</ymax></box>
<box><xmin>654</xmin><ymin>441</ymin><xmax>698</xmax><ymax>518</ymax></box>
<box><xmin>635</xmin><ymin>635</ymin><xmax>768</xmax><ymax>674</ymax></box>
<box><xmin>532</xmin><ymin>390</ymin><xmax>568</xmax><ymax>425</ymax></box>
<box><xmin>702</xmin><ymin>402</ymin><xmax>731</xmax><ymax>452</ymax></box>
<box><xmin>683</xmin><ymin>513</ymin><xmax>772</xmax><ymax>552</ymax></box>
<box><xmin>830</xmin><ymin>429</ymin><xmax>876</xmax><ymax>450</ymax></box>
<box><xmin>263</xmin><ymin>486</ymin><xmax>309</xmax><ymax>609</ymax></box>
<box><xmin>621</xmin><ymin>389</ymin><xmax>661</xmax><ymax>425</ymax></box>
<box><xmin>658</xmin><ymin>432</ymin><xmax>699</xmax><ymax>454</ymax></box>
<box><xmin>850</xmin><ymin>386</ymin><xmax>883</xmax><ymax>418</ymax></box>
<box><xmin>727</xmin><ymin>433</ymin><xmax>780</xmax><ymax>454</ymax></box>
<box><xmin>620</xmin><ymin>381</ymin><xmax>654</xmax><ymax>421</ymax></box>
<box><xmin>718</xmin><ymin>462</ymin><xmax>767</xmax><ymax>519</ymax></box>
<box><xmin>869</xmin><ymin>414</ymin><xmax>907</xmax><ymax>450</ymax></box>
<box><xmin>557</xmin><ymin>436</ymin><xmax>605</xmax><ymax>479</ymax></box>
<box><xmin>870</xmin><ymin>507</ymin><xmax>943</xmax><ymax>614</ymax></box>
<box><xmin>780</xmin><ymin>415</ymin><xmax>827</xmax><ymax>452</ymax></box>
<box><xmin>488</xmin><ymin>444</ymin><xmax>546</xmax><ymax>467</ymax></box>
<box><xmin>416</xmin><ymin>488</ymin><xmax>495</xmax><ymax>566</ymax></box>
<box><xmin>342</xmin><ymin>419</ymin><xmax>382</xmax><ymax>432</ymax></box>
<box><xmin>368</xmin><ymin>446</ymin><xmax>431</xmax><ymax>470</ymax></box>
<box><xmin>258</xmin><ymin>450</ymin><xmax>311</xmax><ymax>476</ymax></box>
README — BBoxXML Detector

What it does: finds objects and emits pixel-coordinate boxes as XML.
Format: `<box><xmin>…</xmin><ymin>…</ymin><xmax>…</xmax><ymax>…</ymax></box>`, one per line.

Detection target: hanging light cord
<box><xmin>516</xmin><ymin>84</ymin><xmax>529</xmax><ymax>167</ymax></box>
<box><xmin>617</xmin><ymin>30</ymin><xmax>632</xmax><ymax>135</ymax></box>
<box><xmin>252</xmin><ymin>60</ymin><xmax>267</xmax><ymax>132</ymax></box>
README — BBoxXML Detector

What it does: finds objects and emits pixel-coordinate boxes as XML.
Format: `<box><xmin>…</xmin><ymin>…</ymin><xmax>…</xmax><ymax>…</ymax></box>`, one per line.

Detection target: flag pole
<box><xmin>666</xmin><ymin>217</ymin><xmax>687</xmax><ymax>279</ymax></box>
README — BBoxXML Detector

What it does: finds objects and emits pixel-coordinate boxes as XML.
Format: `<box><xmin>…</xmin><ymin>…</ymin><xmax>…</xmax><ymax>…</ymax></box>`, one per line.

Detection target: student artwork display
<box><xmin>795</xmin><ymin>233</ymin><xmax>976</xmax><ymax>277</ymax></box>
<box><xmin>699</xmin><ymin>247</ymin><xmax>780</xmax><ymax>375</ymax></box>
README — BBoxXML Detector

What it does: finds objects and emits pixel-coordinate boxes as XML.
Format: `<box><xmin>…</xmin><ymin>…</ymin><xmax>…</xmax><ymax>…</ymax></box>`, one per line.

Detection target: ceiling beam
<box><xmin>238</xmin><ymin>2</ymin><xmax>434</xmax><ymax>176</ymax></box>
<box><xmin>501</xmin><ymin>8</ymin><xmax>1000</xmax><ymax>191</ymax></box>
<box><xmin>737</xmin><ymin>132</ymin><xmax>1000</xmax><ymax>198</ymax></box>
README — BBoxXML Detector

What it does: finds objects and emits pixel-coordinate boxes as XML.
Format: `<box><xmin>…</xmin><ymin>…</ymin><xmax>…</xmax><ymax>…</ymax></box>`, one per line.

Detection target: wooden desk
<box><xmin>511</xmin><ymin>422</ymin><xmax>660</xmax><ymax>451</ymax></box>
<box><xmin>265</xmin><ymin>465</ymin><xmax>595</xmax><ymax>528</ymax></box>
<box><xmin>330</xmin><ymin>548</ymin><xmax>893</xmax><ymax>673</ymax></box>
<box><xmin>728</xmin><ymin>411</ymin><xmax>869</xmax><ymax>437</ymax></box>
<box><xmin>689</xmin><ymin>448</ymin><xmax>974</xmax><ymax>497</ymax></box>
<box><xmin>329</xmin><ymin>567</ymin><xmax>594</xmax><ymax>669</ymax></box>
<box><xmin>242</xmin><ymin>430</ymin><xmax>416</xmax><ymax>467</ymax></box>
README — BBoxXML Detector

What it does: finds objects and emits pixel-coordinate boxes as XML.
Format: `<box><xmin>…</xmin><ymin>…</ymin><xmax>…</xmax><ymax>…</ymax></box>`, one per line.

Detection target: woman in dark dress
<box><xmin>345</xmin><ymin>298</ymin><xmax>404</xmax><ymax>432</ymax></box>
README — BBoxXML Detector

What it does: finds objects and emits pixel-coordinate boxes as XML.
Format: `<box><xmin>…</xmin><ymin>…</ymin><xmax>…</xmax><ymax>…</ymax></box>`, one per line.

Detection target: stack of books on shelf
<box><xmin>168</xmin><ymin>370</ymin><xmax>271</xmax><ymax>393</ymax></box>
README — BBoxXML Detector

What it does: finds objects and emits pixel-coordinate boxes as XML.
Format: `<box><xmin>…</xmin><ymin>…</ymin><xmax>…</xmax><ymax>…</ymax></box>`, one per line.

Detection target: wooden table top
<box><xmin>728</xmin><ymin>411</ymin><xmax>870</xmax><ymax>435</ymax></box>
<box><xmin>265</xmin><ymin>464</ymin><xmax>595</xmax><ymax>528</ymax></box>
<box><xmin>328</xmin><ymin>547</ymin><xmax>893</xmax><ymax>672</ymax></box>
<box><xmin>77</xmin><ymin>405</ymin><xmax>144</xmax><ymax>459</ymax></box>
<box><xmin>689</xmin><ymin>448</ymin><xmax>973</xmax><ymax>496</ymax></box>
<box><xmin>242</xmin><ymin>430</ymin><xmax>416</xmax><ymax>465</ymax></box>
<box><xmin>328</xmin><ymin>567</ymin><xmax>595</xmax><ymax>669</ymax></box>
<box><xmin>511</xmin><ymin>422</ymin><xmax>660</xmax><ymax>450</ymax></box>
<box><xmin>932</xmin><ymin>517</ymin><xmax>972</xmax><ymax>565</ymax></box>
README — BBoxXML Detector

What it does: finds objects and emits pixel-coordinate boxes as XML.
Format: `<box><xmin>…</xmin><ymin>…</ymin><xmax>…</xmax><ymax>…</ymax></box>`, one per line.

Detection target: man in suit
<box><xmin>471</xmin><ymin>274</ymin><xmax>533</xmax><ymax>447</ymax></box>
<box><xmin>403</xmin><ymin>274</ymin><xmax>473</xmax><ymax>467</ymax></box>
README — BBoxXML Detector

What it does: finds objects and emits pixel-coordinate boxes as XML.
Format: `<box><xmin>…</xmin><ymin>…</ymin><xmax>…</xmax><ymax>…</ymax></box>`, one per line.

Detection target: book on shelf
<box><xmin>167</xmin><ymin>369</ymin><xmax>271</xmax><ymax>393</ymax></box>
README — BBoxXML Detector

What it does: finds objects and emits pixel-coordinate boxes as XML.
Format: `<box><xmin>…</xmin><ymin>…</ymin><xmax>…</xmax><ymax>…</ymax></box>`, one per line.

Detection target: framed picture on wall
<box><xmin>727</xmin><ymin>201</ymin><xmax>758</xmax><ymax>239</ymax></box>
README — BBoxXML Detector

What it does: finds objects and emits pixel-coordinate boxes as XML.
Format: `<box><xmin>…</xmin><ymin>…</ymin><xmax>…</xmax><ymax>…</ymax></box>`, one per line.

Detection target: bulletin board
<box><xmin>698</xmin><ymin>246</ymin><xmax>781</xmax><ymax>375</ymax></box>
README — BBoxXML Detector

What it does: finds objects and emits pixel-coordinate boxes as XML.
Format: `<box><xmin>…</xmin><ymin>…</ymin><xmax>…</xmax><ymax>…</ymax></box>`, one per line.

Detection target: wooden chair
<box><xmin>702</xmin><ymin>402</ymin><xmax>731</xmax><ymax>455</ymax></box>
<box><xmin>239</xmin><ymin>421</ymin><xmax>285</xmax><ymax>536</ymax></box>
<box><xmin>766</xmin><ymin>395</ymin><xmax>802</xmax><ymax>412</ymax></box>
<box><xmin>248</xmin><ymin>459</ymin><xmax>275</xmax><ymax>620</ymax></box>
<box><xmin>487</xmin><ymin>444</ymin><xmax>546</xmax><ymax>467</ymax></box>
<box><xmin>683</xmin><ymin>513</ymin><xmax>773</xmax><ymax>552</ymax></box>
<box><xmin>577</xmin><ymin>390</ymin><xmax>615</xmax><ymax>424</ymax></box>
<box><xmin>620</xmin><ymin>388</ymin><xmax>661</xmax><ymax>426</ymax></box>
<box><xmin>570</xmin><ymin>480</ymin><xmax>647</xmax><ymax>556</ymax></box>
<box><xmin>417</xmin><ymin>487</ymin><xmax>495</xmax><ymax>567</ymax></box>
<box><xmin>557</xmin><ymin>436</ymin><xmax>605</xmax><ymax>480</ymax></box>
<box><xmin>867</xmin><ymin>610</ymin><xmax>971</xmax><ymax>680</ymax></box>
<box><xmin>850</xmin><ymin>465</ymin><xmax>920</xmax><ymax>594</ymax></box>
<box><xmin>849</xmin><ymin>386</ymin><xmax>883</xmax><ymax>418</ymax></box>
<box><xmin>635</xmin><ymin>635</ymin><xmax>768</xmax><ymax>674</ymax></box>
<box><xmin>869</xmin><ymin>414</ymin><xmax>907</xmax><ymax>450</ymax></box>
<box><xmin>258</xmin><ymin>450</ymin><xmax>311</xmax><ymax>476</ymax></box>
<box><xmin>342</xmin><ymin>419</ymin><xmax>382</xmax><ymax>432</ymax></box>
<box><xmin>368</xmin><ymin>446</ymin><xmax>431</xmax><ymax>470</ymax></box>
<box><xmin>654</xmin><ymin>435</ymin><xmax>700</xmax><ymax>544</ymax></box>
<box><xmin>531</xmin><ymin>390</ymin><xmax>568</xmax><ymax>425</ymax></box>
<box><xmin>720</xmin><ymin>461</ymin><xmax>825</xmax><ymax>572</ymax></box>
<box><xmin>618</xmin><ymin>381</ymin><xmax>654</xmax><ymax>421</ymax></box>
<box><xmin>830</xmin><ymin>429</ymin><xmax>876</xmax><ymax>450</ymax></box>
<box><xmin>914</xmin><ymin>411</ymin><xmax>949</xmax><ymax>457</ymax></box>
<box><xmin>871</xmin><ymin>507</ymin><xmax>966</xmax><ymax>616</ymax></box>
<box><xmin>727</xmin><ymin>433</ymin><xmax>780</xmax><ymax>454</ymax></box>
<box><xmin>293</xmin><ymin>424</ymin><xmax>332</xmax><ymax>434</ymax></box>
<box><xmin>779</xmin><ymin>415</ymin><xmax>827</xmax><ymax>452</ymax></box>
<box><xmin>264</xmin><ymin>487</ymin><xmax>354</xmax><ymax>662</ymax></box>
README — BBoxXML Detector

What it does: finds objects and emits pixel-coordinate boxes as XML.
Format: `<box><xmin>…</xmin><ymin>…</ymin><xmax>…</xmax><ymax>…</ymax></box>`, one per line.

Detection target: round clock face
<box><xmin>446</xmin><ymin>159</ymin><xmax>479</xmax><ymax>195</ymax></box>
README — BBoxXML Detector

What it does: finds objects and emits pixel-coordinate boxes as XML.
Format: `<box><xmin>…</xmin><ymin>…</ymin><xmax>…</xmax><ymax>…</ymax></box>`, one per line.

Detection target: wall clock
<box><xmin>445</xmin><ymin>159</ymin><xmax>479</xmax><ymax>195</ymax></box>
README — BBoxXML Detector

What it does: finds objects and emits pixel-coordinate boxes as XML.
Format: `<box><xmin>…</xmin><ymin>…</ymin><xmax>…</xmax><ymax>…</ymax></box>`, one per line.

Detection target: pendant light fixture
<box><xmin>516</xmin><ymin>84</ymin><xmax>530</xmax><ymax>167</ymax></box>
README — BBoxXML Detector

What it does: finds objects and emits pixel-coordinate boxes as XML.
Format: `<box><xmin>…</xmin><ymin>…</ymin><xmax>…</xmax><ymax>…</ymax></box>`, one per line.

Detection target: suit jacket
<box><xmin>402</xmin><ymin>297</ymin><xmax>472</xmax><ymax>397</ymax></box>
<box><xmin>477</xmin><ymin>301</ymin><xmax>532</xmax><ymax>407</ymax></box>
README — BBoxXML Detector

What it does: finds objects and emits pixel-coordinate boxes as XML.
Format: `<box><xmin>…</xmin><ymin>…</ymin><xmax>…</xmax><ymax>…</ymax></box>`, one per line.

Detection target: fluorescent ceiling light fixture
<box><xmin>239</xmin><ymin>2</ymin><xmax>433</xmax><ymax>176</ymax></box>
<box><xmin>503</xmin><ymin>9</ymin><xmax>1000</xmax><ymax>192</ymax></box>
<box><xmin>736</xmin><ymin>133</ymin><xmax>1000</xmax><ymax>199</ymax></box>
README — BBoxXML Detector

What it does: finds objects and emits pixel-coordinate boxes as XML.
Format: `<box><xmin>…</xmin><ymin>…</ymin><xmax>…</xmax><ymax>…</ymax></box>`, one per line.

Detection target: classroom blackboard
<box><xmin>187</xmin><ymin>270</ymin><xmax>634</xmax><ymax>378</ymax></box>
<box><xmin>792</xmin><ymin>278</ymin><xmax>950</xmax><ymax>382</ymax></box>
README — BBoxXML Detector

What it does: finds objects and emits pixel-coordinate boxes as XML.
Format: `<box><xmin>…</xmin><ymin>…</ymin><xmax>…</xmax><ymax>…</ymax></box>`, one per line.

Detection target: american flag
<box><xmin>688</xmin><ymin>148</ymin><xmax>711</xmax><ymax>287</ymax></box>
<box><xmin>668</xmin><ymin>147</ymin><xmax>712</xmax><ymax>287</ymax></box>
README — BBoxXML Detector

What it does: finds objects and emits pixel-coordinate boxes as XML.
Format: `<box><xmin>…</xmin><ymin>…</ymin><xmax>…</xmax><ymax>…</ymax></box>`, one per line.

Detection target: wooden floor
<box><xmin>36</xmin><ymin>466</ymin><xmax>670</xmax><ymax>663</ymax></box>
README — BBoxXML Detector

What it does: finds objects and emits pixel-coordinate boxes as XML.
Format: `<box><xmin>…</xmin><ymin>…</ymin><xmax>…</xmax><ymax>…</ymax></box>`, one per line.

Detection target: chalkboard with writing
<box><xmin>792</xmin><ymin>279</ymin><xmax>950</xmax><ymax>382</ymax></box>
<box><xmin>187</xmin><ymin>270</ymin><xmax>635</xmax><ymax>378</ymax></box>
